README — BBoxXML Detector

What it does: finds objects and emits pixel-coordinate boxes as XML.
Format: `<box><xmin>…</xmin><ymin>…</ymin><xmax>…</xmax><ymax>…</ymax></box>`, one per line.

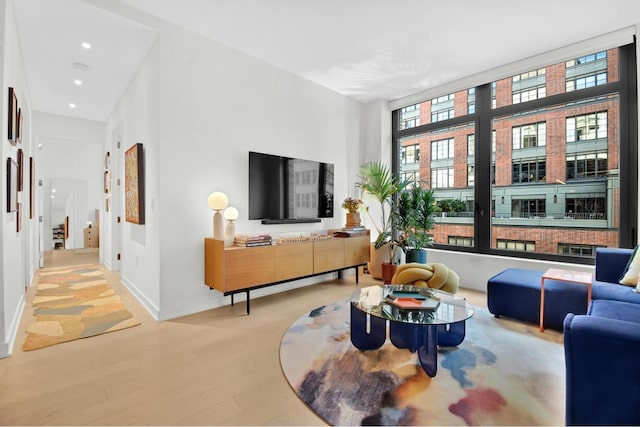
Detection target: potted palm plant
<box><xmin>393</xmin><ymin>183</ymin><xmax>436</xmax><ymax>263</ymax></box>
<box><xmin>356</xmin><ymin>161</ymin><xmax>407</xmax><ymax>282</ymax></box>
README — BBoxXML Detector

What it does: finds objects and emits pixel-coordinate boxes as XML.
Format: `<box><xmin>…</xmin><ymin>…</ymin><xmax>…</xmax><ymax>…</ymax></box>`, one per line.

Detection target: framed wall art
<box><xmin>6</xmin><ymin>157</ymin><xmax>17</xmax><ymax>212</ymax></box>
<box><xmin>29</xmin><ymin>157</ymin><xmax>34</xmax><ymax>219</ymax></box>
<box><xmin>17</xmin><ymin>148</ymin><xmax>23</xmax><ymax>191</ymax></box>
<box><xmin>7</xmin><ymin>87</ymin><xmax>17</xmax><ymax>145</ymax></box>
<box><xmin>125</xmin><ymin>143</ymin><xmax>145</xmax><ymax>224</ymax></box>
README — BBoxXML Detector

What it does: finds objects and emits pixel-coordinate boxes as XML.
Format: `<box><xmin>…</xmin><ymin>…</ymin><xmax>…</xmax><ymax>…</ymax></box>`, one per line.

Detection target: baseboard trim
<box><xmin>0</xmin><ymin>294</ymin><xmax>26</xmax><ymax>358</ymax></box>
<box><xmin>120</xmin><ymin>274</ymin><xmax>160</xmax><ymax>321</ymax></box>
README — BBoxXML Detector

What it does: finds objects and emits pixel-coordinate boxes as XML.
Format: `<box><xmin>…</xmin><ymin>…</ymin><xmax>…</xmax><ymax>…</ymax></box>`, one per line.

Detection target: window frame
<box><xmin>391</xmin><ymin>42</ymin><xmax>637</xmax><ymax>265</ymax></box>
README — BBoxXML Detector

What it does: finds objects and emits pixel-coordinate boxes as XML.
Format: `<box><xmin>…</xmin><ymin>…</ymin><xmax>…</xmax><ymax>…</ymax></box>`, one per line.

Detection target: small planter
<box><xmin>345</xmin><ymin>212</ymin><xmax>361</xmax><ymax>227</ymax></box>
<box><xmin>406</xmin><ymin>248</ymin><xmax>427</xmax><ymax>264</ymax></box>
<box><xmin>381</xmin><ymin>262</ymin><xmax>398</xmax><ymax>284</ymax></box>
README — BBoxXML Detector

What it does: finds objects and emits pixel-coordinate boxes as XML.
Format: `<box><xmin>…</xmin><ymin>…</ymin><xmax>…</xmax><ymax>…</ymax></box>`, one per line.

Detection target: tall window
<box><xmin>394</xmin><ymin>44</ymin><xmax>635</xmax><ymax>263</ymax></box>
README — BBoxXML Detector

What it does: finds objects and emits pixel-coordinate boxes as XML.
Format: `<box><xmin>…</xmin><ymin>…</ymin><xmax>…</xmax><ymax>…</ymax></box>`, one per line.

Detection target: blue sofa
<box><xmin>564</xmin><ymin>247</ymin><xmax>640</xmax><ymax>426</ymax></box>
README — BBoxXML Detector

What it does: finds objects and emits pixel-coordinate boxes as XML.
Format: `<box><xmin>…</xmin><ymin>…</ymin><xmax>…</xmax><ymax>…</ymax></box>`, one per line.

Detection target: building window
<box><xmin>467</xmin><ymin>134</ymin><xmax>475</xmax><ymax>156</ymax></box>
<box><xmin>566</xmin><ymin>152</ymin><xmax>608</xmax><ymax>180</ymax></box>
<box><xmin>566</xmin><ymin>197</ymin><xmax>606</xmax><ymax>219</ymax></box>
<box><xmin>431</xmin><ymin>138</ymin><xmax>454</xmax><ymax>160</ymax></box>
<box><xmin>401</xmin><ymin>144</ymin><xmax>419</xmax><ymax>164</ymax></box>
<box><xmin>399</xmin><ymin>104</ymin><xmax>420</xmax><ymax>130</ymax></box>
<box><xmin>496</xmin><ymin>239</ymin><xmax>536</xmax><ymax>252</ymax></box>
<box><xmin>431</xmin><ymin>167</ymin><xmax>454</xmax><ymax>188</ymax></box>
<box><xmin>512</xmin><ymin>122</ymin><xmax>546</xmax><ymax>149</ymax></box>
<box><xmin>566</xmin><ymin>51</ymin><xmax>608</xmax><ymax>92</ymax></box>
<box><xmin>401</xmin><ymin>170</ymin><xmax>420</xmax><ymax>186</ymax></box>
<box><xmin>512</xmin><ymin>159</ymin><xmax>546</xmax><ymax>183</ymax></box>
<box><xmin>431</xmin><ymin>94</ymin><xmax>455</xmax><ymax>122</ymax></box>
<box><xmin>448</xmin><ymin>236</ymin><xmax>474</xmax><ymax>247</ymax></box>
<box><xmin>468</xmin><ymin>88</ymin><xmax>476</xmax><ymax>114</ymax></box>
<box><xmin>512</xmin><ymin>68</ymin><xmax>546</xmax><ymax>104</ymax></box>
<box><xmin>467</xmin><ymin>165</ymin><xmax>475</xmax><ymax>187</ymax></box>
<box><xmin>558</xmin><ymin>243</ymin><xmax>604</xmax><ymax>257</ymax></box>
<box><xmin>566</xmin><ymin>112</ymin><xmax>608</xmax><ymax>142</ymax></box>
<box><xmin>512</xmin><ymin>199</ymin><xmax>546</xmax><ymax>218</ymax></box>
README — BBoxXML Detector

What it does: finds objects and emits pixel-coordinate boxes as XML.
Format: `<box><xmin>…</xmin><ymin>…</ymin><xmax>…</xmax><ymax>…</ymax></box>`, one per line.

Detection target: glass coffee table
<box><xmin>350</xmin><ymin>284</ymin><xmax>474</xmax><ymax>377</ymax></box>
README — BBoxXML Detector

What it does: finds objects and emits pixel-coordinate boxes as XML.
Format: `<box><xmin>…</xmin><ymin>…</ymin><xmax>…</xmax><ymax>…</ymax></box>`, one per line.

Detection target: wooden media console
<box><xmin>204</xmin><ymin>233</ymin><xmax>370</xmax><ymax>314</ymax></box>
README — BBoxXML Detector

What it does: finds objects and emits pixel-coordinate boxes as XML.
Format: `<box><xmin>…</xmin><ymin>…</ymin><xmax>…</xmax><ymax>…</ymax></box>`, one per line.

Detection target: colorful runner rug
<box><xmin>22</xmin><ymin>264</ymin><xmax>140</xmax><ymax>351</ymax></box>
<box><xmin>280</xmin><ymin>300</ymin><xmax>565</xmax><ymax>426</ymax></box>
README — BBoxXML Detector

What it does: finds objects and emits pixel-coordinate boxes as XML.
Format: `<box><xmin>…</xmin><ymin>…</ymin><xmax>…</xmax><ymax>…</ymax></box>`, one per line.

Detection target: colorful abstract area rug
<box><xmin>22</xmin><ymin>264</ymin><xmax>141</xmax><ymax>351</ymax></box>
<box><xmin>280</xmin><ymin>300</ymin><xmax>565</xmax><ymax>426</ymax></box>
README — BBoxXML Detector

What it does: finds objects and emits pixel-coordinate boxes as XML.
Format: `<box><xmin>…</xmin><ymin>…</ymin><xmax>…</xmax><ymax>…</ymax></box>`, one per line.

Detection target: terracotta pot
<box><xmin>345</xmin><ymin>212</ymin><xmax>361</xmax><ymax>227</ymax></box>
<box><xmin>381</xmin><ymin>262</ymin><xmax>398</xmax><ymax>284</ymax></box>
<box><xmin>368</xmin><ymin>243</ymin><xmax>386</xmax><ymax>279</ymax></box>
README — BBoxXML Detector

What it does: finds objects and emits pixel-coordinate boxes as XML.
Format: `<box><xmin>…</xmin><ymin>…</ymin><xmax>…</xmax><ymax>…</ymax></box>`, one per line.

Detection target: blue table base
<box><xmin>350</xmin><ymin>304</ymin><xmax>466</xmax><ymax>377</ymax></box>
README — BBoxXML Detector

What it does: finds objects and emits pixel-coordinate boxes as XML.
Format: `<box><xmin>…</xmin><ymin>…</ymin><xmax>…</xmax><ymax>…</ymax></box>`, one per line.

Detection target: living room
<box><xmin>2</xmin><ymin>0</ymin><xmax>640</xmax><ymax>425</ymax></box>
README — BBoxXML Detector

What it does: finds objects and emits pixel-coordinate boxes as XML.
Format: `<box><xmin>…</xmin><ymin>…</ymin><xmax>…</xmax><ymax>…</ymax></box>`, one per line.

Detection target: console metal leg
<box><xmin>350</xmin><ymin>304</ymin><xmax>386</xmax><ymax>350</ymax></box>
<box><xmin>231</xmin><ymin>293</ymin><xmax>234</xmax><ymax>306</ymax></box>
<box><xmin>355</xmin><ymin>266</ymin><xmax>359</xmax><ymax>284</ymax></box>
<box><xmin>246</xmin><ymin>290</ymin><xmax>250</xmax><ymax>315</ymax></box>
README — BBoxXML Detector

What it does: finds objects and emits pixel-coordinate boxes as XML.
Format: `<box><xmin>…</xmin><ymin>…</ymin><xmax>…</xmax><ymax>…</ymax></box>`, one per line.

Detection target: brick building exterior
<box><xmin>399</xmin><ymin>49</ymin><xmax>620</xmax><ymax>257</ymax></box>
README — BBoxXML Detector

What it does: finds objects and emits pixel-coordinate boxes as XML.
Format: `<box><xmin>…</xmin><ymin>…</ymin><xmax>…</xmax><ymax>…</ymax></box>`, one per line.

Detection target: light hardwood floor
<box><xmin>0</xmin><ymin>251</ymin><xmax>487</xmax><ymax>426</ymax></box>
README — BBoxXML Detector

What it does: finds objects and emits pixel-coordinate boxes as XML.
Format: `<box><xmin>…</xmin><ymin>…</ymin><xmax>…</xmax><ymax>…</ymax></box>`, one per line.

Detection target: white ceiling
<box><xmin>12</xmin><ymin>0</ymin><xmax>640</xmax><ymax>123</ymax></box>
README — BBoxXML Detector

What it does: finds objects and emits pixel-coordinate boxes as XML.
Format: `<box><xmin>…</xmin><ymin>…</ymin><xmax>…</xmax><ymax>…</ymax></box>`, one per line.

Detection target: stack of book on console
<box><xmin>385</xmin><ymin>290</ymin><xmax>440</xmax><ymax>311</ymax></box>
<box><xmin>334</xmin><ymin>226</ymin><xmax>367</xmax><ymax>237</ymax></box>
<box><xmin>234</xmin><ymin>234</ymin><xmax>272</xmax><ymax>247</ymax></box>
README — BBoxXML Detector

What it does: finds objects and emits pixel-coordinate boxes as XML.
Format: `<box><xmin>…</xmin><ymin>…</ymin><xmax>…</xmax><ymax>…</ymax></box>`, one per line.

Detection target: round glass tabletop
<box><xmin>350</xmin><ymin>284</ymin><xmax>474</xmax><ymax>325</ymax></box>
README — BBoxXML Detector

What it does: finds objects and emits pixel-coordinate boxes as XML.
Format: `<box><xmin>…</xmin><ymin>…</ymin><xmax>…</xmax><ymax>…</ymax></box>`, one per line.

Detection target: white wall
<box><xmin>0</xmin><ymin>0</ymin><xmax>33</xmax><ymax>358</ymax></box>
<box><xmin>106</xmin><ymin>22</ymin><xmax>365</xmax><ymax>320</ymax></box>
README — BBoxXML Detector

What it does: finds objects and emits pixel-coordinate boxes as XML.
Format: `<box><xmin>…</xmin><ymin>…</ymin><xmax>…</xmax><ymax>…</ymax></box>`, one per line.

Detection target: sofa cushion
<box><xmin>619</xmin><ymin>245</ymin><xmax>640</xmax><ymax>286</ymax></box>
<box><xmin>588</xmin><ymin>299</ymin><xmax>640</xmax><ymax>324</ymax></box>
<box><xmin>592</xmin><ymin>280</ymin><xmax>640</xmax><ymax>304</ymax></box>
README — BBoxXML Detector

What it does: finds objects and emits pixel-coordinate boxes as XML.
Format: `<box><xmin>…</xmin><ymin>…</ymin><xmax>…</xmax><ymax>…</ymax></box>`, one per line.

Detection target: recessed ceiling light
<box><xmin>50</xmin><ymin>195</ymin><xmax>55</xmax><ymax>199</ymax></box>
<box><xmin>69</xmin><ymin>103</ymin><xmax>76</xmax><ymax>109</ymax></box>
<box><xmin>51</xmin><ymin>189</ymin><xmax>56</xmax><ymax>193</ymax></box>
<box><xmin>81</xmin><ymin>42</ymin><xmax>91</xmax><ymax>50</ymax></box>
<box><xmin>74</xmin><ymin>79</ymin><xmax>82</xmax><ymax>86</ymax></box>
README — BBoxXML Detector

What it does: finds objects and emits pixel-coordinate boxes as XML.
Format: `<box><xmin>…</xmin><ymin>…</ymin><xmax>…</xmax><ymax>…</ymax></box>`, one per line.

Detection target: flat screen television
<box><xmin>249</xmin><ymin>151</ymin><xmax>334</xmax><ymax>224</ymax></box>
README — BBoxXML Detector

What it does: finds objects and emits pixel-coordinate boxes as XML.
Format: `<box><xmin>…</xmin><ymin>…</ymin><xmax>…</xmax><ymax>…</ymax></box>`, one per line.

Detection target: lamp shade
<box><xmin>208</xmin><ymin>191</ymin><xmax>228</xmax><ymax>211</ymax></box>
<box><xmin>224</xmin><ymin>206</ymin><xmax>239</xmax><ymax>221</ymax></box>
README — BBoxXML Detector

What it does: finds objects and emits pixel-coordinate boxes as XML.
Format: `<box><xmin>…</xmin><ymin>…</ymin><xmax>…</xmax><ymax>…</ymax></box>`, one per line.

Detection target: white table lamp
<box><xmin>208</xmin><ymin>191</ymin><xmax>228</xmax><ymax>239</ymax></box>
<box><xmin>224</xmin><ymin>206</ymin><xmax>239</xmax><ymax>247</ymax></box>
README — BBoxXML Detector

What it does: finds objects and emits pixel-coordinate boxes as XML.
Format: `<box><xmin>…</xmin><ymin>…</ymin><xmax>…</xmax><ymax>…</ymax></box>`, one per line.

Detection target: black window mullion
<box><xmin>618</xmin><ymin>41</ymin><xmax>638</xmax><ymax>248</ymax></box>
<box><xmin>475</xmin><ymin>83</ymin><xmax>492</xmax><ymax>253</ymax></box>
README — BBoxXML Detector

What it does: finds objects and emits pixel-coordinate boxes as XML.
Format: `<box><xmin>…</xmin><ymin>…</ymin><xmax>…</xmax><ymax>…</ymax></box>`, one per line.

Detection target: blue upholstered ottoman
<box><xmin>487</xmin><ymin>268</ymin><xmax>589</xmax><ymax>331</ymax></box>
